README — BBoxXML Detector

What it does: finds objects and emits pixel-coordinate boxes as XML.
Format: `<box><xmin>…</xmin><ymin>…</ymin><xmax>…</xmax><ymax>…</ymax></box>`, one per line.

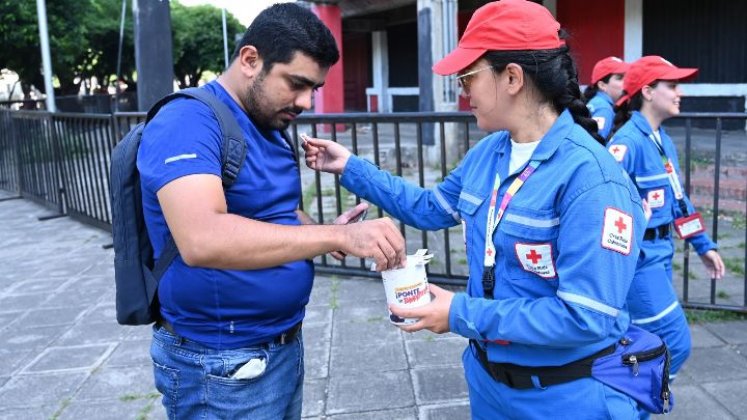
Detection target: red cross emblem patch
<box><xmin>601</xmin><ymin>207</ymin><xmax>633</xmax><ymax>255</ymax></box>
<box><xmin>515</xmin><ymin>243</ymin><xmax>556</xmax><ymax>279</ymax></box>
<box><xmin>608</xmin><ymin>144</ymin><xmax>627</xmax><ymax>162</ymax></box>
<box><xmin>647</xmin><ymin>188</ymin><xmax>665</xmax><ymax>208</ymax></box>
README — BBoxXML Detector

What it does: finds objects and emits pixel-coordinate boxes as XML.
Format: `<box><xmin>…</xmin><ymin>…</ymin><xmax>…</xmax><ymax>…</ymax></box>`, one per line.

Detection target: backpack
<box><xmin>109</xmin><ymin>87</ymin><xmax>247</xmax><ymax>326</ymax></box>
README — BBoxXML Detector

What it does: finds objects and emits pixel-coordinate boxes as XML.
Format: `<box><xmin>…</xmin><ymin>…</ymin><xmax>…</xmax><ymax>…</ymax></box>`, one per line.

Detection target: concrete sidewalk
<box><xmin>0</xmin><ymin>196</ymin><xmax>746</xmax><ymax>419</ymax></box>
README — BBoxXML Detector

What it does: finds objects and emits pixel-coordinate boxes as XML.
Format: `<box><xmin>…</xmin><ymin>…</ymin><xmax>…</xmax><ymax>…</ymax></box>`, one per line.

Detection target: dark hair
<box><xmin>231</xmin><ymin>3</ymin><xmax>339</xmax><ymax>72</ymax></box>
<box><xmin>582</xmin><ymin>75</ymin><xmax>612</xmax><ymax>103</ymax></box>
<box><xmin>611</xmin><ymin>81</ymin><xmax>659</xmax><ymax>134</ymax></box>
<box><xmin>483</xmin><ymin>43</ymin><xmax>605</xmax><ymax>145</ymax></box>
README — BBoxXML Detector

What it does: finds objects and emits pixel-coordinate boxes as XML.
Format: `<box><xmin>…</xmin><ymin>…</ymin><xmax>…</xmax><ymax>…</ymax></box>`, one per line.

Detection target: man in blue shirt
<box><xmin>137</xmin><ymin>4</ymin><xmax>405</xmax><ymax>419</ymax></box>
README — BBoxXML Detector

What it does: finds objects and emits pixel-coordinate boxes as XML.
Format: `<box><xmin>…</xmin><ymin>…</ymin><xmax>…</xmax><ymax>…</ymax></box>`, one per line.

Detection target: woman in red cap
<box><xmin>304</xmin><ymin>1</ymin><xmax>662</xmax><ymax>417</ymax></box>
<box><xmin>584</xmin><ymin>56</ymin><xmax>629</xmax><ymax>139</ymax></box>
<box><xmin>609</xmin><ymin>56</ymin><xmax>725</xmax><ymax>399</ymax></box>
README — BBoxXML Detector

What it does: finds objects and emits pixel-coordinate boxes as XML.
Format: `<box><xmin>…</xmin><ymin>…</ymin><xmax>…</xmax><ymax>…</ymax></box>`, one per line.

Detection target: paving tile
<box><xmin>690</xmin><ymin>323</ymin><xmax>727</xmax><ymax>348</ymax></box>
<box><xmin>335</xmin><ymin>277</ymin><xmax>387</xmax><ymax>303</ymax></box>
<box><xmin>0</xmin><ymin>372</ymin><xmax>88</xmax><ymax>408</ymax></box>
<box><xmin>419</xmin><ymin>402</ymin><xmax>471</xmax><ymax>420</ymax></box>
<box><xmin>21</xmin><ymin>344</ymin><xmax>115</xmax><ymax>373</ymax></box>
<box><xmin>304</xmin><ymin>324</ymin><xmax>331</xmax><ymax>379</ymax></box>
<box><xmin>302</xmin><ymin>377</ymin><xmax>326</xmax><ymax>418</ymax></box>
<box><xmin>328</xmin><ymin>407</ymin><xmax>417</xmax><ymax>420</ymax></box>
<box><xmin>333</xmin><ymin>304</ymin><xmax>402</xmax><ymax>346</ymax></box>
<box><xmin>0</xmin><ymin>294</ymin><xmax>45</xmax><ymax>313</ymax></box>
<box><xmin>331</xmin><ymin>340</ymin><xmax>408</xmax><ymax>374</ymax></box>
<box><xmin>412</xmin><ymin>366</ymin><xmax>468</xmax><ymax>404</ymax></box>
<box><xmin>77</xmin><ymin>303</ymin><xmax>117</xmax><ymax>325</ymax></box>
<box><xmin>57</xmin><ymin>397</ymin><xmax>157</xmax><ymax>420</ymax></box>
<box><xmin>0</xmin><ymin>325</ymin><xmax>63</xmax><ymax>351</ymax></box>
<box><xmin>705</xmin><ymin>321</ymin><xmax>747</xmax><ymax>345</ymax></box>
<box><xmin>701</xmin><ymin>379</ymin><xmax>747</xmax><ymax>419</ymax></box>
<box><xmin>75</xmin><ymin>365</ymin><xmax>156</xmax><ymax>401</ymax></box>
<box><xmin>124</xmin><ymin>325</ymin><xmax>154</xmax><ymax>341</ymax></box>
<box><xmin>305</xmin><ymin>305</ymin><xmax>333</xmax><ymax>326</ymax></box>
<box><xmin>4</xmin><ymin>276</ymin><xmax>68</xmax><ymax>296</ymax></box>
<box><xmin>8</xmin><ymin>306</ymin><xmax>88</xmax><ymax>330</ymax></box>
<box><xmin>327</xmin><ymin>370</ymin><xmax>413</xmax><ymax>414</ymax></box>
<box><xmin>683</xmin><ymin>346</ymin><xmax>747</xmax><ymax>383</ymax></box>
<box><xmin>649</xmin><ymin>384</ymin><xmax>737</xmax><ymax>420</ymax></box>
<box><xmin>406</xmin><ymin>337</ymin><xmax>467</xmax><ymax>368</ymax></box>
<box><xmin>105</xmin><ymin>340</ymin><xmax>152</xmax><ymax>368</ymax></box>
<box><xmin>54</xmin><ymin>321</ymin><xmax>129</xmax><ymax>346</ymax></box>
<box><xmin>0</xmin><ymin>405</ymin><xmax>58</xmax><ymax>420</ymax></box>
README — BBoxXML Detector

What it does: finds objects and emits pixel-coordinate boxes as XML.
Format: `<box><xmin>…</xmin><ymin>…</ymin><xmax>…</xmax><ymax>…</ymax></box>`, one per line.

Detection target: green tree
<box><xmin>0</xmin><ymin>0</ymin><xmax>92</xmax><ymax>96</ymax></box>
<box><xmin>170</xmin><ymin>2</ymin><xmax>244</xmax><ymax>88</ymax></box>
<box><xmin>83</xmin><ymin>0</ymin><xmax>135</xmax><ymax>92</ymax></box>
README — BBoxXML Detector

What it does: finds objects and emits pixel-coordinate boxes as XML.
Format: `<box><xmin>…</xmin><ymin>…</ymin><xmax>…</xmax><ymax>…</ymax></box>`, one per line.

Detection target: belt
<box><xmin>157</xmin><ymin>320</ymin><xmax>303</xmax><ymax>346</ymax></box>
<box><xmin>471</xmin><ymin>340</ymin><xmax>615</xmax><ymax>389</ymax></box>
<box><xmin>643</xmin><ymin>224</ymin><xmax>670</xmax><ymax>241</ymax></box>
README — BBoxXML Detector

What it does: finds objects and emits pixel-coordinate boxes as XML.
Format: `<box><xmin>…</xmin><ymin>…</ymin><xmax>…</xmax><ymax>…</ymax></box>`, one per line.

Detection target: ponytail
<box><xmin>556</xmin><ymin>52</ymin><xmax>605</xmax><ymax>146</ymax></box>
<box><xmin>611</xmin><ymin>82</ymin><xmax>656</xmax><ymax>135</ymax></box>
<box><xmin>582</xmin><ymin>84</ymin><xmax>599</xmax><ymax>103</ymax></box>
<box><xmin>483</xmin><ymin>43</ymin><xmax>605</xmax><ymax>146</ymax></box>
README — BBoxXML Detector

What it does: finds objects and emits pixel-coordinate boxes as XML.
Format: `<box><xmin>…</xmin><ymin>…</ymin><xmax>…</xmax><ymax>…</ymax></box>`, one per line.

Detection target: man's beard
<box><xmin>244</xmin><ymin>74</ymin><xmax>303</xmax><ymax>131</ymax></box>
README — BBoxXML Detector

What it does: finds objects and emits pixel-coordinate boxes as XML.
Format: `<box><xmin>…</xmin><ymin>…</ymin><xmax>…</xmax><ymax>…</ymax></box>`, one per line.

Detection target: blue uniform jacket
<box><xmin>341</xmin><ymin>110</ymin><xmax>646</xmax><ymax>366</ymax></box>
<box><xmin>587</xmin><ymin>91</ymin><xmax>615</xmax><ymax>139</ymax></box>
<box><xmin>608</xmin><ymin>111</ymin><xmax>717</xmax><ymax>256</ymax></box>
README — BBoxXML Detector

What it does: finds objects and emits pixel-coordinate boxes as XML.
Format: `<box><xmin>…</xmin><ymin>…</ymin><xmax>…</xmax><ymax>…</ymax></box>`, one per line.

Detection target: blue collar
<box><xmin>595</xmin><ymin>91</ymin><xmax>614</xmax><ymax>105</ymax></box>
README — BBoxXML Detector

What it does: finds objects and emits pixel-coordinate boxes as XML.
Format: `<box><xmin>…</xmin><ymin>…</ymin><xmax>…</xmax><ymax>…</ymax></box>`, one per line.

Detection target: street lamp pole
<box><xmin>35</xmin><ymin>0</ymin><xmax>56</xmax><ymax>112</ymax></box>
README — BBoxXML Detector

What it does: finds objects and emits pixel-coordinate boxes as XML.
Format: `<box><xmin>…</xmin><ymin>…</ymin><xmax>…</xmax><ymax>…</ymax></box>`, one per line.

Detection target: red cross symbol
<box><xmin>526</xmin><ymin>249</ymin><xmax>542</xmax><ymax>264</ymax></box>
<box><xmin>652</xmin><ymin>192</ymin><xmax>660</xmax><ymax>200</ymax></box>
<box><xmin>614</xmin><ymin>217</ymin><xmax>627</xmax><ymax>234</ymax></box>
<box><xmin>486</xmin><ymin>248</ymin><xmax>494</xmax><ymax>257</ymax></box>
<box><xmin>612</xmin><ymin>146</ymin><xmax>620</xmax><ymax>153</ymax></box>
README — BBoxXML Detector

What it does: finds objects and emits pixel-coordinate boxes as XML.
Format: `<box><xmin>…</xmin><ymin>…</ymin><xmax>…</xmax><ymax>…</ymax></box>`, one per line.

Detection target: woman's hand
<box><xmin>390</xmin><ymin>284</ymin><xmax>454</xmax><ymax>334</ymax></box>
<box><xmin>302</xmin><ymin>135</ymin><xmax>352</xmax><ymax>175</ymax></box>
<box><xmin>700</xmin><ymin>249</ymin><xmax>725</xmax><ymax>280</ymax></box>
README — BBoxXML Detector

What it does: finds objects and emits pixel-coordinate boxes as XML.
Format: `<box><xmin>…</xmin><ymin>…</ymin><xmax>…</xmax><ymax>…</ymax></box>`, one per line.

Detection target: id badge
<box><xmin>673</xmin><ymin>212</ymin><xmax>706</xmax><ymax>239</ymax></box>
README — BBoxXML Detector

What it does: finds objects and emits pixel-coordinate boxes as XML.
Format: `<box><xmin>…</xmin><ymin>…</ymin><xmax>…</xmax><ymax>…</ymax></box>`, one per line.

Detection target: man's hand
<box><xmin>330</xmin><ymin>202</ymin><xmax>369</xmax><ymax>261</ymax></box>
<box><xmin>390</xmin><ymin>284</ymin><xmax>453</xmax><ymax>334</ymax></box>
<box><xmin>302</xmin><ymin>135</ymin><xmax>352</xmax><ymax>175</ymax></box>
<box><xmin>700</xmin><ymin>249</ymin><xmax>725</xmax><ymax>280</ymax></box>
<box><xmin>337</xmin><ymin>217</ymin><xmax>406</xmax><ymax>271</ymax></box>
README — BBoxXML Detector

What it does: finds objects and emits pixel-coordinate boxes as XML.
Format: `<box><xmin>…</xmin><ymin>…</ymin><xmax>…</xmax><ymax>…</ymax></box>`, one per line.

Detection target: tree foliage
<box><xmin>0</xmin><ymin>0</ymin><xmax>242</xmax><ymax>97</ymax></box>
<box><xmin>171</xmin><ymin>2</ymin><xmax>244</xmax><ymax>89</ymax></box>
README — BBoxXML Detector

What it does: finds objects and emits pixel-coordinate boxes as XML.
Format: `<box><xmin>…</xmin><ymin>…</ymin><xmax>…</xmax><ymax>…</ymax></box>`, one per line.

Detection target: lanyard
<box><xmin>483</xmin><ymin>160</ymin><xmax>541</xmax><ymax>267</ymax></box>
<box><xmin>648</xmin><ymin>133</ymin><xmax>688</xmax><ymax>212</ymax></box>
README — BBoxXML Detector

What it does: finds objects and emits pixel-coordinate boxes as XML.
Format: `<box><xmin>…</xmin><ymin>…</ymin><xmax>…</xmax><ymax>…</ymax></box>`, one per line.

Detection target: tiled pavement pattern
<box><xmin>0</xmin><ymin>195</ymin><xmax>745</xmax><ymax>419</ymax></box>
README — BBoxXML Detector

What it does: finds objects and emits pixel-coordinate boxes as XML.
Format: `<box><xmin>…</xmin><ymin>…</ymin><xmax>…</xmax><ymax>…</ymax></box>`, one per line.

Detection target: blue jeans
<box><xmin>151</xmin><ymin>325</ymin><xmax>304</xmax><ymax>419</ymax></box>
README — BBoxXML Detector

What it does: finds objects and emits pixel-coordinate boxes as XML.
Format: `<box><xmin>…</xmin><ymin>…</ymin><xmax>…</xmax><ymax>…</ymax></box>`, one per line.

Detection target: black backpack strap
<box><xmin>144</xmin><ymin>87</ymin><xmax>248</xmax><ymax>277</ymax></box>
<box><xmin>145</xmin><ymin>87</ymin><xmax>248</xmax><ymax>187</ymax></box>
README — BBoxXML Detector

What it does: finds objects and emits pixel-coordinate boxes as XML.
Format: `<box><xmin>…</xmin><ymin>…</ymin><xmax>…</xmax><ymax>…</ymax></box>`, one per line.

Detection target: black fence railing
<box><xmin>0</xmin><ymin>108</ymin><xmax>745</xmax><ymax>313</ymax></box>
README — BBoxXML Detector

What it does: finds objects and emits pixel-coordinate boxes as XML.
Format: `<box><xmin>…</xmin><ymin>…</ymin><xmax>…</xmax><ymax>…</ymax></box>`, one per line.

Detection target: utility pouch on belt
<box><xmin>591</xmin><ymin>325</ymin><xmax>673</xmax><ymax>414</ymax></box>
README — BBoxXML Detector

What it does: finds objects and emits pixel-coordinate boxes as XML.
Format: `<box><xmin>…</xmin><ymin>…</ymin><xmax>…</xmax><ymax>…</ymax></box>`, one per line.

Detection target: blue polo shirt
<box><xmin>137</xmin><ymin>81</ymin><xmax>312</xmax><ymax>349</ymax></box>
<box><xmin>341</xmin><ymin>110</ymin><xmax>645</xmax><ymax>367</ymax></box>
<box><xmin>587</xmin><ymin>91</ymin><xmax>615</xmax><ymax>139</ymax></box>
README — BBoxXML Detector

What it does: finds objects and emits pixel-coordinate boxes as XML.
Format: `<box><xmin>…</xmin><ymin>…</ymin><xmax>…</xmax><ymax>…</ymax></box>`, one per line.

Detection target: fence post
<box><xmin>37</xmin><ymin>112</ymin><xmax>66</xmax><ymax>221</ymax></box>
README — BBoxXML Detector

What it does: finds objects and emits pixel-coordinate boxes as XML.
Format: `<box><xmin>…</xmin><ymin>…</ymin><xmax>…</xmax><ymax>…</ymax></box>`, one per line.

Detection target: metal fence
<box><xmin>0</xmin><ymin>108</ymin><xmax>745</xmax><ymax>313</ymax></box>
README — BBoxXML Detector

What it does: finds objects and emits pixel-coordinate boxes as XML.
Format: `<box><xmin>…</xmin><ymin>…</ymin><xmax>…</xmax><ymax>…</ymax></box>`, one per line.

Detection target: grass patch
<box><xmin>367</xmin><ymin>316</ymin><xmax>386</xmax><ymax>323</ymax></box>
<box><xmin>723</xmin><ymin>257</ymin><xmax>746</xmax><ymax>277</ymax></box>
<box><xmin>685</xmin><ymin>308</ymin><xmax>747</xmax><ymax>324</ymax></box>
<box><xmin>738</xmin><ymin>242</ymin><xmax>745</xmax><ymax>249</ymax></box>
<box><xmin>49</xmin><ymin>398</ymin><xmax>71</xmax><ymax>420</ymax></box>
<box><xmin>330</xmin><ymin>277</ymin><xmax>340</xmax><ymax>309</ymax></box>
<box><xmin>717</xmin><ymin>290</ymin><xmax>730</xmax><ymax>299</ymax></box>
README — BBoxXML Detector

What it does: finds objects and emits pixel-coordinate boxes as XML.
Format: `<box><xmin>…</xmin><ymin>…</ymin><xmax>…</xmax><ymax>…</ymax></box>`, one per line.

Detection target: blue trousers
<box><xmin>462</xmin><ymin>346</ymin><xmax>638</xmax><ymax>419</ymax></box>
<box><xmin>627</xmin><ymin>235</ymin><xmax>691</xmax><ymax>378</ymax></box>
<box><xmin>151</xmin><ymin>325</ymin><xmax>304</xmax><ymax>420</ymax></box>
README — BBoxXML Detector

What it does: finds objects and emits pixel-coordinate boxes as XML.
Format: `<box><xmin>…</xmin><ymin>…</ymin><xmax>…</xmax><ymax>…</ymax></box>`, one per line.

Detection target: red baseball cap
<box><xmin>590</xmin><ymin>56</ymin><xmax>629</xmax><ymax>85</ymax></box>
<box><xmin>433</xmin><ymin>0</ymin><xmax>565</xmax><ymax>76</ymax></box>
<box><xmin>616</xmin><ymin>56</ymin><xmax>698</xmax><ymax>106</ymax></box>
